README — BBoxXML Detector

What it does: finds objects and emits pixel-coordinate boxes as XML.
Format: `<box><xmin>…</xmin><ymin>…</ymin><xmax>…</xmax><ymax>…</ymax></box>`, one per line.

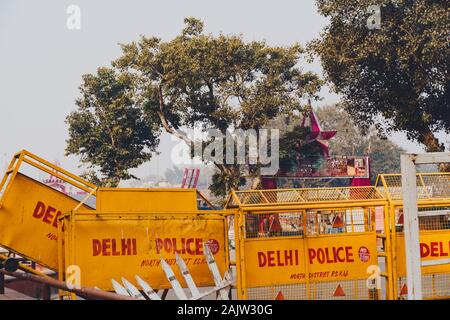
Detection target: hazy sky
<box><xmin>0</xmin><ymin>0</ymin><xmax>442</xmax><ymax>181</ymax></box>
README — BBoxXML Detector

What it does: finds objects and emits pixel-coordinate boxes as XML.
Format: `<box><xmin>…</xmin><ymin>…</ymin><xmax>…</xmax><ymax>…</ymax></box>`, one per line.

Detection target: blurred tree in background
<box><xmin>316</xmin><ymin>104</ymin><xmax>405</xmax><ymax>182</ymax></box>
<box><xmin>270</xmin><ymin>104</ymin><xmax>405</xmax><ymax>185</ymax></box>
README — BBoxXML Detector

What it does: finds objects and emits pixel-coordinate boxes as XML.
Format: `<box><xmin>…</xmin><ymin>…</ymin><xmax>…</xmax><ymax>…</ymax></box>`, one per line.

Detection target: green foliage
<box><xmin>209</xmin><ymin>168</ymin><xmax>246</xmax><ymax>198</ymax></box>
<box><xmin>278</xmin><ymin>126</ymin><xmax>316</xmax><ymax>174</ymax></box>
<box><xmin>66</xmin><ymin>18</ymin><xmax>322</xmax><ymax>193</ymax></box>
<box><xmin>268</xmin><ymin>114</ymin><xmax>326</xmax><ymax>176</ymax></box>
<box><xmin>65</xmin><ymin>67</ymin><xmax>160</xmax><ymax>187</ymax></box>
<box><xmin>310</xmin><ymin>0</ymin><xmax>449</xmax><ymax>151</ymax></box>
<box><xmin>110</xmin><ymin>17</ymin><xmax>321</xmax><ymax>195</ymax></box>
<box><xmin>115</xmin><ymin>17</ymin><xmax>322</xmax><ymax>130</ymax></box>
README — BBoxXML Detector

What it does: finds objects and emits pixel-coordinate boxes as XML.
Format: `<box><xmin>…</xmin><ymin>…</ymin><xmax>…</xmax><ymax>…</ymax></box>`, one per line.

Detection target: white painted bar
<box><xmin>121</xmin><ymin>277</ymin><xmax>146</xmax><ymax>300</ymax></box>
<box><xmin>401</xmin><ymin>154</ymin><xmax>423</xmax><ymax>300</ymax></box>
<box><xmin>203</xmin><ymin>243</ymin><xmax>229</xmax><ymax>300</ymax></box>
<box><xmin>411</xmin><ymin>152</ymin><xmax>450</xmax><ymax>165</ymax></box>
<box><xmin>175</xmin><ymin>253</ymin><xmax>201</xmax><ymax>299</ymax></box>
<box><xmin>400</xmin><ymin>152</ymin><xmax>450</xmax><ymax>300</ymax></box>
<box><xmin>160</xmin><ymin>258</ymin><xmax>188</xmax><ymax>300</ymax></box>
<box><xmin>111</xmin><ymin>279</ymin><xmax>131</xmax><ymax>297</ymax></box>
<box><xmin>421</xmin><ymin>259</ymin><xmax>450</xmax><ymax>267</ymax></box>
<box><xmin>135</xmin><ymin>275</ymin><xmax>161</xmax><ymax>300</ymax></box>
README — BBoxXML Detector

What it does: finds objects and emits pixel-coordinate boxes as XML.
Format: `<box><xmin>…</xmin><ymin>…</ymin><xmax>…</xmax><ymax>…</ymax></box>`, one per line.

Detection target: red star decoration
<box><xmin>300</xmin><ymin>108</ymin><xmax>336</xmax><ymax>157</ymax></box>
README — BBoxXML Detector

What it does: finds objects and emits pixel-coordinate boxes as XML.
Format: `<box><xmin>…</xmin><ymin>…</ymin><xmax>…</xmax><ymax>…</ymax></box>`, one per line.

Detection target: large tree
<box><xmin>109</xmin><ymin>17</ymin><xmax>322</xmax><ymax>195</ymax></box>
<box><xmin>66</xmin><ymin>18</ymin><xmax>321</xmax><ymax>194</ymax></box>
<box><xmin>309</xmin><ymin>0</ymin><xmax>449</xmax><ymax>152</ymax></box>
<box><xmin>66</xmin><ymin>67</ymin><xmax>160</xmax><ymax>187</ymax></box>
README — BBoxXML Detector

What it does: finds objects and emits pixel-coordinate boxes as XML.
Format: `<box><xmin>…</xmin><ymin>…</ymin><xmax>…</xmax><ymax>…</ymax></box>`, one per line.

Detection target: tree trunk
<box><xmin>421</xmin><ymin>130</ymin><xmax>444</xmax><ymax>152</ymax></box>
<box><xmin>420</xmin><ymin>130</ymin><xmax>449</xmax><ymax>172</ymax></box>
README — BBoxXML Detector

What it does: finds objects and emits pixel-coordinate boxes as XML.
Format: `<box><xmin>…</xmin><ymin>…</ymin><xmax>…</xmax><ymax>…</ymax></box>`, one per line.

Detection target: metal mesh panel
<box><xmin>247</xmin><ymin>283</ymin><xmax>308</xmax><ymax>300</ymax></box>
<box><xmin>227</xmin><ymin>186</ymin><xmax>384</xmax><ymax>207</ymax></box>
<box><xmin>244</xmin><ymin>208</ymin><xmax>374</xmax><ymax>239</ymax></box>
<box><xmin>418</xmin><ymin>207</ymin><xmax>450</xmax><ymax>230</ymax></box>
<box><xmin>310</xmin><ymin>279</ymin><xmax>378</xmax><ymax>300</ymax></box>
<box><xmin>398</xmin><ymin>273</ymin><xmax>450</xmax><ymax>300</ymax></box>
<box><xmin>245</xmin><ymin>212</ymin><xmax>304</xmax><ymax>239</ymax></box>
<box><xmin>378</xmin><ymin>173</ymin><xmax>450</xmax><ymax>201</ymax></box>
<box><xmin>263</xmin><ymin>190</ymin><xmax>302</xmax><ymax>203</ymax></box>
<box><xmin>247</xmin><ymin>279</ymin><xmax>378</xmax><ymax>300</ymax></box>
<box><xmin>300</xmin><ymin>188</ymin><xmax>382</xmax><ymax>202</ymax></box>
<box><xmin>421</xmin><ymin>174</ymin><xmax>450</xmax><ymax>199</ymax></box>
<box><xmin>395</xmin><ymin>206</ymin><xmax>450</xmax><ymax>232</ymax></box>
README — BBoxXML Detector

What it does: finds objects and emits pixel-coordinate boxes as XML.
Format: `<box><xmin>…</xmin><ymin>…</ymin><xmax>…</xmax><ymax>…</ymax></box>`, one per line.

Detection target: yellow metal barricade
<box><xmin>377</xmin><ymin>173</ymin><xmax>450</xmax><ymax>299</ymax></box>
<box><xmin>95</xmin><ymin>188</ymin><xmax>200</xmax><ymax>213</ymax></box>
<box><xmin>0</xmin><ymin>150</ymin><xmax>216</xmax><ymax>273</ymax></box>
<box><xmin>0</xmin><ymin>150</ymin><xmax>96</xmax><ymax>269</ymax></box>
<box><xmin>58</xmin><ymin>210</ymin><xmax>230</xmax><ymax>291</ymax></box>
<box><xmin>2</xmin><ymin>149</ymin><xmax>448</xmax><ymax>301</ymax></box>
<box><xmin>226</xmin><ymin>187</ymin><xmax>390</xmax><ymax>300</ymax></box>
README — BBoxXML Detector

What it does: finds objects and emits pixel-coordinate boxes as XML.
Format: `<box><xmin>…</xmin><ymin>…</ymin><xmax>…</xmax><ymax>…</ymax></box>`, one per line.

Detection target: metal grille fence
<box><xmin>377</xmin><ymin>173</ymin><xmax>450</xmax><ymax>201</ymax></box>
<box><xmin>393</xmin><ymin>205</ymin><xmax>450</xmax><ymax>299</ymax></box>
<box><xmin>398</xmin><ymin>273</ymin><xmax>450</xmax><ymax>300</ymax></box>
<box><xmin>227</xmin><ymin>187</ymin><xmax>384</xmax><ymax>207</ymax></box>
<box><xmin>394</xmin><ymin>206</ymin><xmax>450</xmax><ymax>232</ymax></box>
<box><xmin>244</xmin><ymin>208</ymin><xmax>375</xmax><ymax>239</ymax></box>
<box><xmin>227</xmin><ymin>173</ymin><xmax>449</xmax><ymax>300</ymax></box>
<box><xmin>244</xmin><ymin>211</ymin><xmax>304</xmax><ymax>239</ymax></box>
<box><xmin>237</xmin><ymin>207</ymin><xmax>381</xmax><ymax>300</ymax></box>
<box><xmin>247</xmin><ymin>280</ymin><xmax>378</xmax><ymax>300</ymax></box>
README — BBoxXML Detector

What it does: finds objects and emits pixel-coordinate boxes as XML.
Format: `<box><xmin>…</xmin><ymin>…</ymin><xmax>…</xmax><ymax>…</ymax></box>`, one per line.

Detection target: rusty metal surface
<box><xmin>0</xmin><ymin>270</ymin><xmax>137</xmax><ymax>300</ymax></box>
<box><xmin>0</xmin><ymin>287</ymin><xmax>36</xmax><ymax>300</ymax></box>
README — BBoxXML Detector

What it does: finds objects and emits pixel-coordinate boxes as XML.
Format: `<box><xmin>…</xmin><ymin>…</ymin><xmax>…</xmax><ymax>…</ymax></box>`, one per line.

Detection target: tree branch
<box><xmin>157</xmin><ymin>84</ymin><xmax>193</xmax><ymax>146</ymax></box>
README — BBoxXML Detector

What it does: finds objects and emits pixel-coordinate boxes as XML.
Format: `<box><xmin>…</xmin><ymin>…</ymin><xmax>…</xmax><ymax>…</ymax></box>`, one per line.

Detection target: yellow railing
<box><xmin>227</xmin><ymin>172</ymin><xmax>450</xmax><ymax>300</ymax></box>
<box><xmin>226</xmin><ymin>186</ymin><xmax>385</xmax><ymax>208</ymax></box>
<box><xmin>376</xmin><ymin>172</ymin><xmax>450</xmax><ymax>202</ymax></box>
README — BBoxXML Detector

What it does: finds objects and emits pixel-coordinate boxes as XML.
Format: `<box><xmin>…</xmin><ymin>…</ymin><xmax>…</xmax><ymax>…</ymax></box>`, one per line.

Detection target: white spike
<box><xmin>111</xmin><ymin>279</ymin><xmax>131</xmax><ymax>297</ymax></box>
<box><xmin>160</xmin><ymin>258</ymin><xmax>188</xmax><ymax>300</ymax></box>
<box><xmin>135</xmin><ymin>275</ymin><xmax>161</xmax><ymax>300</ymax></box>
<box><xmin>203</xmin><ymin>242</ymin><xmax>228</xmax><ymax>300</ymax></box>
<box><xmin>220</xmin><ymin>270</ymin><xmax>233</xmax><ymax>299</ymax></box>
<box><xmin>175</xmin><ymin>253</ymin><xmax>201</xmax><ymax>299</ymax></box>
<box><xmin>121</xmin><ymin>277</ymin><xmax>146</xmax><ymax>300</ymax></box>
